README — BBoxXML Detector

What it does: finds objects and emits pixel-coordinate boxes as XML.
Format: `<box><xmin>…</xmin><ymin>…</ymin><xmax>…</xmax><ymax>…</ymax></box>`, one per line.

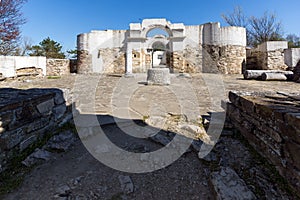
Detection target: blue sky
<box><xmin>21</xmin><ymin>0</ymin><xmax>300</xmax><ymax>52</ymax></box>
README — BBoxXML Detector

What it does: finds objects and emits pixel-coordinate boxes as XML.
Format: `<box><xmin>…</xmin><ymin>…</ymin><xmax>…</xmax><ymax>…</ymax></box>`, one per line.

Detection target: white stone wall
<box><xmin>247</xmin><ymin>41</ymin><xmax>289</xmax><ymax>70</ymax></box>
<box><xmin>284</xmin><ymin>48</ymin><xmax>300</xmax><ymax>69</ymax></box>
<box><xmin>0</xmin><ymin>56</ymin><xmax>46</xmax><ymax>77</ymax></box>
<box><xmin>77</xmin><ymin>30</ymin><xmax>127</xmax><ymax>73</ymax></box>
<box><xmin>198</xmin><ymin>23</ymin><xmax>246</xmax><ymax>46</ymax></box>
<box><xmin>77</xmin><ymin>19</ymin><xmax>246</xmax><ymax>74</ymax></box>
<box><xmin>258</xmin><ymin>41</ymin><xmax>288</xmax><ymax>52</ymax></box>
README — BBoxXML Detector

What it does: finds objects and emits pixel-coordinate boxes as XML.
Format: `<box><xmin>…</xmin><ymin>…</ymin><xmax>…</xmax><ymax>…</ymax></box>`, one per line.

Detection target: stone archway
<box><xmin>125</xmin><ymin>19</ymin><xmax>185</xmax><ymax>75</ymax></box>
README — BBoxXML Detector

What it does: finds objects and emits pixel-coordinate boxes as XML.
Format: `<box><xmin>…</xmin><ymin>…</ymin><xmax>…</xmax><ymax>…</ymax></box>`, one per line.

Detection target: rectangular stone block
<box><xmin>253</xmin><ymin>129</ymin><xmax>282</xmax><ymax>156</ymax></box>
<box><xmin>19</xmin><ymin>135</ymin><xmax>37</xmax><ymax>151</ymax></box>
<box><xmin>239</xmin><ymin>96</ymin><xmax>256</xmax><ymax>114</ymax></box>
<box><xmin>53</xmin><ymin>104</ymin><xmax>66</xmax><ymax>121</ymax></box>
<box><xmin>54</xmin><ymin>91</ymin><xmax>65</xmax><ymax>105</ymax></box>
<box><xmin>283</xmin><ymin>124</ymin><xmax>300</xmax><ymax>145</ymax></box>
<box><xmin>0</xmin><ymin>127</ymin><xmax>26</xmax><ymax>150</ymax></box>
<box><xmin>36</xmin><ymin>98</ymin><xmax>54</xmax><ymax>114</ymax></box>
<box><xmin>26</xmin><ymin>117</ymin><xmax>51</xmax><ymax>133</ymax></box>
<box><xmin>226</xmin><ymin>104</ymin><xmax>242</xmax><ymax>123</ymax></box>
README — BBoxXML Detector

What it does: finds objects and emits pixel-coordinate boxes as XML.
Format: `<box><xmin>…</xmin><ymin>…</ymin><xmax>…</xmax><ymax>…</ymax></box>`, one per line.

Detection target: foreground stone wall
<box><xmin>0</xmin><ymin>88</ymin><xmax>71</xmax><ymax>172</ymax></box>
<box><xmin>226</xmin><ymin>91</ymin><xmax>300</xmax><ymax>194</ymax></box>
<box><xmin>46</xmin><ymin>59</ymin><xmax>70</xmax><ymax>76</ymax></box>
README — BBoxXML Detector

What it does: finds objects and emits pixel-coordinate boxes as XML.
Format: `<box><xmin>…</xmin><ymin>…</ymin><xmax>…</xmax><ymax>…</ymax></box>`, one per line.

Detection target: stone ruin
<box><xmin>77</xmin><ymin>18</ymin><xmax>247</xmax><ymax>75</ymax></box>
<box><xmin>226</xmin><ymin>91</ymin><xmax>300</xmax><ymax>194</ymax></box>
<box><xmin>0</xmin><ymin>18</ymin><xmax>300</xmax><ymax>199</ymax></box>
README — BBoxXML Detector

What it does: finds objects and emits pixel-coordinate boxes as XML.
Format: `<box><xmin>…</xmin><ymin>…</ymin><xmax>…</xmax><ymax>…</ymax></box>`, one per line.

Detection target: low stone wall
<box><xmin>226</xmin><ymin>91</ymin><xmax>300</xmax><ymax>194</ymax></box>
<box><xmin>46</xmin><ymin>59</ymin><xmax>70</xmax><ymax>76</ymax></box>
<box><xmin>0</xmin><ymin>56</ymin><xmax>46</xmax><ymax>78</ymax></box>
<box><xmin>0</xmin><ymin>88</ymin><xmax>71</xmax><ymax>172</ymax></box>
<box><xmin>285</xmin><ymin>48</ymin><xmax>300</xmax><ymax>70</ymax></box>
<box><xmin>246</xmin><ymin>41</ymin><xmax>288</xmax><ymax>71</ymax></box>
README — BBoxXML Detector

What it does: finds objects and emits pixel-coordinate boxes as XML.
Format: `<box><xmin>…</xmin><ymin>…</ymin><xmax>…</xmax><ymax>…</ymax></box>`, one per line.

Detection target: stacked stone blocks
<box><xmin>226</xmin><ymin>91</ymin><xmax>300</xmax><ymax>194</ymax></box>
<box><xmin>0</xmin><ymin>88</ymin><xmax>70</xmax><ymax>171</ymax></box>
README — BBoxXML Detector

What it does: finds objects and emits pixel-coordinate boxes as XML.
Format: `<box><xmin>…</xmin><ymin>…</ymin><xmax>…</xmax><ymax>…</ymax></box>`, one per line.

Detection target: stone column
<box><xmin>125</xmin><ymin>48</ymin><xmax>134</xmax><ymax>77</ymax></box>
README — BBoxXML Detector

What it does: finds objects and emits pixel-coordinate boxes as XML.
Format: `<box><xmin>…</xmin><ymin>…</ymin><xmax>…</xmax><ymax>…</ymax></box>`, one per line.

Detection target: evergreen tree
<box><xmin>29</xmin><ymin>37</ymin><xmax>66</xmax><ymax>59</ymax></box>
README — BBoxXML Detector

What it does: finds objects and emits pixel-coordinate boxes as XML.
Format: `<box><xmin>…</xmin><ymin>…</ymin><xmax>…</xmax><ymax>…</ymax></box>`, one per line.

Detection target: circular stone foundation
<box><xmin>147</xmin><ymin>68</ymin><xmax>170</xmax><ymax>85</ymax></box>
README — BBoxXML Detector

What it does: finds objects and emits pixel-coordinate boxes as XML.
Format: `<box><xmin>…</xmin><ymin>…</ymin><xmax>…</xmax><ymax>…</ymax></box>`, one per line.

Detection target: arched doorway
<box><xmin>151</xmin><ymin>41</ymin><xmax>167</xmax><ymax>67</ymax></box>
<box><xmin>126</xmin><ymin>19</ymin><xmax>185</xmax><ymax>75</ymax></box>
<box><xmin>146</xmin><ymin>27</ymin><xmax>172</xmax><ymax>69</ymax></box>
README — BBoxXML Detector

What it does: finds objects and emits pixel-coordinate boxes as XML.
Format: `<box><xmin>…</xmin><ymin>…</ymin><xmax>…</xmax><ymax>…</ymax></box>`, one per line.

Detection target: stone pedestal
<box><xmin>147</xmin><ymin>68</ymin><xmax>170</xmax><ymax>85</ymax></box>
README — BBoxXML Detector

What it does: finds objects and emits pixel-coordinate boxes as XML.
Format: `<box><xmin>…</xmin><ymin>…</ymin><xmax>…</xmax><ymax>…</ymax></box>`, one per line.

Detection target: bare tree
<box><xmin>0</xmin><ymin>0</ymin><xmax>27</xmax><ymax>55</ymax></box>
<box><xmin>221</xmin><ymin>6</ymin><xmax>248</xmax><ymax>28</ymax></box>
<box><xmin>286</xmin><ymin>34</ymin><xmax>300</xmax><ymax>48</ymax></box>
<box><xmin>248</xmin><ymin>11</ymin><xmax>284</xmax><ymax>46</ymax></box>
<box><xmin>222</xmin><ymin>7</ymin><xmax>284</xmax><ymax>47</ymax></box>
<box><xmin>15</xmin><ymin>36</ymin><xmax>32</xmax><ymax>56</ymax></box>
<box><xmin>222</xmin><ymin>6</ymin><xmax>252</xmax><ymax>45</ymax></box>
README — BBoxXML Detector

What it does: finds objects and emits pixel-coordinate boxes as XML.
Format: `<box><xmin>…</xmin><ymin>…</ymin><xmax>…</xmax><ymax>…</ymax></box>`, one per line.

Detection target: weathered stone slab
<box><xmin>53</xmin><ymin>104</ymin><xmax>67</xmax><ymax>121</ymax></box>
<box><xmin>19</xmin><ymin>135</ymin><xmax>38</xmax><ymax>151</ymax></box>
<box><xmin>36</xmin><ymin>99</ymin><xmax>54</xmax><ymax>114</ymax></box>
<box><xmin>210</xmin><ymin>167</ymin><xmax>256</xmax><ymax>200</ymax></box>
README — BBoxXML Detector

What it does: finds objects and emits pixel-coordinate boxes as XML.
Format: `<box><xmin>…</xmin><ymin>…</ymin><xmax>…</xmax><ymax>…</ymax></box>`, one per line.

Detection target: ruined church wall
<box><xmin>77</xmin><ymin>30</ymin><xmax>127</xmax><ymax>74</ymax></box>
<box><xmin>77</xmin><ymin>21</ymin><xmax>247</xmax><ymax>74</ymax></box>
<box><xmin>181</xmin><ymin>24</ymin><xmax>246</xmax><ymax>74</ymax></box>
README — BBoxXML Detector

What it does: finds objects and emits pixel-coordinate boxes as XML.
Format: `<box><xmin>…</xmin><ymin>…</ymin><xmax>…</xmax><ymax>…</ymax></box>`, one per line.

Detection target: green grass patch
<box><xmin>47</xmin><ymin>76</ymin><xmax>61</xmax><ymax>79</ymax></box>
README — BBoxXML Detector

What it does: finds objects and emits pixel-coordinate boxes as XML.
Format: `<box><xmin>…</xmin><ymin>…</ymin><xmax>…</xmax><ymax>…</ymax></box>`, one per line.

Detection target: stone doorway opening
<box><xmin>146</xmin><ymin>28</ymin><xmax>172</xmax><ymax>69</ymax></box>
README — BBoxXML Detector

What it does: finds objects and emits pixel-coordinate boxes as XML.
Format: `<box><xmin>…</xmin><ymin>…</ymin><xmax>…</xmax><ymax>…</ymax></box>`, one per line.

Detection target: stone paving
<box><xmin>1</xmin><ymin>74</ymin><xmax>300</xmax><ymax>199</ymax></box>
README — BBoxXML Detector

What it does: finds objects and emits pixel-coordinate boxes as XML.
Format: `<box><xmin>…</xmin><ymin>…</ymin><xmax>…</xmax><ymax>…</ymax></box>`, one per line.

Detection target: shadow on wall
<box><xmin>0</xmin><ymin>88</ymin><xmax>72</xmax><ymax>172</ymax></box>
